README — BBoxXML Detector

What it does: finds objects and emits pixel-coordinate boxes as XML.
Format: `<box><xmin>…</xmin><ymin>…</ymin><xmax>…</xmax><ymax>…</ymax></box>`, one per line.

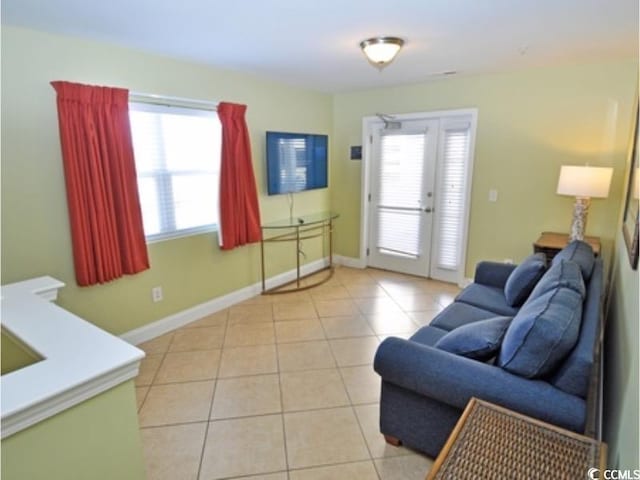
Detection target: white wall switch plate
<box><xmin>151</xmin><ymin>286</ymin><xmax>163</xmax><ymax>302</ymax></box>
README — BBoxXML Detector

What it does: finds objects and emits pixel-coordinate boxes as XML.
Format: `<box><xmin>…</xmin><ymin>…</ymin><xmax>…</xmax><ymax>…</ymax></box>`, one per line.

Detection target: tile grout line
<box><xmin>143</xmin><ymin>401</ymin><xmax>382</xmax><ymax>430</ymax></box>
<box><xmin>343</xmin><ymin>275</ymin><xmax>386</xmax><ymax>480</ymax></box>
<box><xmin>209</xmin><ymin>470</ymin><xmax>288</xmax><ymax>480</ymax></box>
<box><xmin>351</xmin><ymin>269</ymin><xmax>397</xmax><ymax>480</ymax></box>
<box><xmin>281</xmin><ymin>274</ymin><xmax>373</xmax><ymax>473</ymax></box>
<box><xmin>315</xmin><ymin>293</ymin><xmax>378</xmax><ymax>473</ymax></box>
<box><xmin>342</xmin><ymin>271</ymin><xmax>385</xmax><ymax>480</ymax></box>
<box><xmin>285</xmin><ymin>458</ymin><xmax>384</xmax><ymax>477</ymax></box>
<box><xmin>195</xmin><ymin>309</ymin><xmax>230</xmax><ymax>480</ymax></box>
<box><xmin>272</xmin><ymin>300</ymin><xmax>291</xmax><ymax>475</ymax></box>
<box><xmin>136</xmin><ymin>331</ymin><xmax>176</xmax><ymax>413</ymax></box>
<box><xmin>136</xmin><ymin>268</ymin><xmax>453</xmax><ymax>479</ymax></box>
<box><xmin>346</xmin><ymin>273</ymin><xmax>423</xmax><ymax>336</ymax></box>
<box><xmin>138</xmin><ymin>351</ymin><xmax>378</xmax><ymax>389</ymax></box>
<box><xmin>362</xmin><ymin>272</ymin><xmax>396</xmax><ymax>480</ymax></box>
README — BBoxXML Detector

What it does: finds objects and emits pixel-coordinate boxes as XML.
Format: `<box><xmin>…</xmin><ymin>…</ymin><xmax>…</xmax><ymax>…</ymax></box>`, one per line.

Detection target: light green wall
<box><xmin>1</xmin><ymin>330</ymin><xmax>41</xmax><ymax>375</ymax></box>
<box><xmin>331</xmin><ymin>60</ymin><xmax>638</xmax><ymax>275</ymax></box>
<box><xmin>1</xmin><ymin>26</ymin><xmax>332</xmax><ymax>335</ymax></box>
<box><xmin>605</xmin><ymin>235</ymin><xmax>639</xmax><ymax>469</ymax></box>
<box><xmin>603</xmin><ymin>100</ymin><xmax>639</xmax><ymax>468</ymax></box>
<box><xmin>1</xmin><ymin>380</ymin><xmax>145</xmax><ymax>480</ymax></box>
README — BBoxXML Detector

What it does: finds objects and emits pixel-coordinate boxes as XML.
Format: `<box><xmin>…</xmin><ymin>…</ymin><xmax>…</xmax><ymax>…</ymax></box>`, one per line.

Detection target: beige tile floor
<box><xmin>135</xmin><ymin>266</ymin><xmax>460</xmax><ymax>480</ymax></box>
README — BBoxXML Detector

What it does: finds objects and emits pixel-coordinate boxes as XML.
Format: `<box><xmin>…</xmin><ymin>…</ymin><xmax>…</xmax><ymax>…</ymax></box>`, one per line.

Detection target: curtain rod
<box><xmin>129</xmin><ymin>91</ymin><xmax>218</xmax><ymax>111</ymax></box>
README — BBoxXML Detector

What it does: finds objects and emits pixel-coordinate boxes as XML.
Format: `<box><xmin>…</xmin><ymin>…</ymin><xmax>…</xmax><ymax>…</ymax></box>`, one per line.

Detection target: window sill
<box><xmin>145</xmin><ymin>225</ymin><xmax>218</xmax><ymax>244</ymax></box>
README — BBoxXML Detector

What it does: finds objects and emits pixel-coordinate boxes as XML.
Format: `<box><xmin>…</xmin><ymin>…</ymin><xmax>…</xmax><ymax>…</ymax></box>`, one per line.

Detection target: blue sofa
<box><xmin>374</xmin><ymin>241</ymin><xmax>603</xmax><ymax>457</ymax></box>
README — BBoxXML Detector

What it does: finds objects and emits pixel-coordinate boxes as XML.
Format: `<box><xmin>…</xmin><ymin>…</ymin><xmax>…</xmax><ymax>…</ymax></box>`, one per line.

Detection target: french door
<box><xmin>366</xmin><ymin>113</ymin><xmax>474</xmax><ymax>283</ymax></box>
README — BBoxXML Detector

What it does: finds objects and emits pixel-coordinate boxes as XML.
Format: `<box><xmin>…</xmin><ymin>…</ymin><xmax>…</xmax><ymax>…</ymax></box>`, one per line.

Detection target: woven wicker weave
<box><xmin>430</xmin><ymin>399</ymin><xmax>605</xmax><ymax>480</ymax></box>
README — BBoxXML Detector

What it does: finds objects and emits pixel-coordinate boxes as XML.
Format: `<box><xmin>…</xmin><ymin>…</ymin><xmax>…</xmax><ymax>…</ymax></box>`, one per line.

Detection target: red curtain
<box><xmin>218</xmin><ymin>102</ymin><xmax>262</xmax><ymax>250</ymax></box>
<box><xmin>51</xmin><ymin>81</ymin><xmax>149</xmax><ymax>286</ymax></box>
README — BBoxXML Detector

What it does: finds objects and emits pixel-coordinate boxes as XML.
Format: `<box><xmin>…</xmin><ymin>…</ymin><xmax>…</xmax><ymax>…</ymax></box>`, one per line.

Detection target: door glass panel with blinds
<box><xmin>430</xmin><ymin>119</ymin><xmax>472</xmax><ymax>282</ymax></box>
<box><xmin>367</xmin><ymin>115</ymin><xmax>473</xmax><ymax>283</ymax></box>
<box><xmin>368</xmin><ymin>119</ymin><xmax>438</xmax><ymax>277</ymax></box>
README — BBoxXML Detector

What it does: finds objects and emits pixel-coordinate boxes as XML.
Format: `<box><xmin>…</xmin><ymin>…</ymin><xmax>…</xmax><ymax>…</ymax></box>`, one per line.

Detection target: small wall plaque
<box><xmin>350</xmin><ymin>146</ymin><xmax>362</xmax><ymax>160</ymax></box>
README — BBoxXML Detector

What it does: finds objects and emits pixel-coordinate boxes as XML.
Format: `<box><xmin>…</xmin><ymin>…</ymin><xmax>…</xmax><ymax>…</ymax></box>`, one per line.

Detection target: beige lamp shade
<box><xmin>556</xmin><ymin>166</ymin><xmax>613</xmax><ymax>198</ymax></box>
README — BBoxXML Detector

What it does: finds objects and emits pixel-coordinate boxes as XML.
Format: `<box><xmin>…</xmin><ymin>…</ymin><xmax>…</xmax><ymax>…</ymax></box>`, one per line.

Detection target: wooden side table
<box><xmin>533</xmin><ymin>231</ymin><xmax>601</xmax><ymax>263</ymax></box>
<box><xmin>426</xmin><ymin>398</ymin><xmax>606</xmax><ymax>480</ymax></box>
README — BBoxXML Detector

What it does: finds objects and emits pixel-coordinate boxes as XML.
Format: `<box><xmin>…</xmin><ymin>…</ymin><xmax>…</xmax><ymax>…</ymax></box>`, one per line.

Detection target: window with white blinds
<box><xmin>129</xmin><ymin>101</ymin><xmax>221</xmax><ymax>241</ymax></box>
<box><xmin>435</xmin><ymin>124</ymin><xmax>470</xmax><ymax>270</ymax></box>
<box><xmin>376</xmin><ymin>132</ymin><xmax>426</xmax><ymax>258</ymax></box>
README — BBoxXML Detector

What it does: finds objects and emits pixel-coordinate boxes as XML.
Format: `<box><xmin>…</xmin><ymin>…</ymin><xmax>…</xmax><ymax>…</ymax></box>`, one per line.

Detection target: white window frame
<box><xmin>129</xmin><ymin>94</ymin><xmax>220</xmax><ymax>243</ymax></box>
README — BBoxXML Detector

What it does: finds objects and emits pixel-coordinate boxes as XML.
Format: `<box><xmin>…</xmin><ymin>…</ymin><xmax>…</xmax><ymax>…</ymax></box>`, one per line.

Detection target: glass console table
<box><xmin>260</xmin><ymin>212</ymin><xmax>339</xmax><ymax>294</ymax></box>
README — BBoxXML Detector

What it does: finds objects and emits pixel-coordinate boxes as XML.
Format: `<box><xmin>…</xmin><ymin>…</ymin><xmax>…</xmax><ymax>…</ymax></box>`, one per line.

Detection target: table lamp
<box><xmin>556</xmin><ymin>165</ymin><xmax>613</xmax><ymax>241</ymax></box>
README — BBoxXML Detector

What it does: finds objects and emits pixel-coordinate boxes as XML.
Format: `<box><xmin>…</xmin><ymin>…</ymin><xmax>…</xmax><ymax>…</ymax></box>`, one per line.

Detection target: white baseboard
<box><xmin>120</xmin><ymin>258</ymin><xmax>329</xmax><ymax>346</ymax></box>
<box><xmin>334</xmin><ymin>255</ymin><xmax>367</xmax><ymax>269</ymax></box>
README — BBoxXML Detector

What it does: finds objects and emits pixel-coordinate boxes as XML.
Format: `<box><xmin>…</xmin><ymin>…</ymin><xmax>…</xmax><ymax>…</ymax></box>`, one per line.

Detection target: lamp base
<box><xmin>569</xmin><ymin>197</ymin><xmax>591</xmax><ymax>242</ymax></box>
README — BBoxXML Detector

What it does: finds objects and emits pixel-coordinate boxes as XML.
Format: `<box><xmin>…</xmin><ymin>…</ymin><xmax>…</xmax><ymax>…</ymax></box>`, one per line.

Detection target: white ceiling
<box><xmin>2</xmin><ymin>0</ymin><xmax>638</xmax><ymax>93</ymax></box>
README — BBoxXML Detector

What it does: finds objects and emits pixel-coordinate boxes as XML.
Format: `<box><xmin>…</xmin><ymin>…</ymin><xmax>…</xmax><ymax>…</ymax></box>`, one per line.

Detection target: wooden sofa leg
<box><xmin>384</xmin><ymin>435</ymin><xmax>402</xmax><ymax>447</ymax></box>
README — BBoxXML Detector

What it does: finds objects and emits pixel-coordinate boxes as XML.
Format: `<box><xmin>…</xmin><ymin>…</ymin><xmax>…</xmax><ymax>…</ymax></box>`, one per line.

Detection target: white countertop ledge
<box><xmin>1</xmin><ymin>276</ymin><xmax>144</xmax><ymax>439</ymax></box>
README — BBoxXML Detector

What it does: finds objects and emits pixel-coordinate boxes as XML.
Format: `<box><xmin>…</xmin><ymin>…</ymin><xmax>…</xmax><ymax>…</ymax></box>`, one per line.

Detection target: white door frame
<box><xmin>360</xmin><ymin>108</ymin><xmax>478</xmax><ymax>286</ymax></box>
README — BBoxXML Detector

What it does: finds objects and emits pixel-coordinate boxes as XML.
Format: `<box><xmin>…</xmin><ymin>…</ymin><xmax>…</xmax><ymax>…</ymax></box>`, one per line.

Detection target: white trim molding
<box><xmin>1</xmin><ymin>277</ymin><xmax>144</xmax><ymax>439</ymax></box>
<box><xmin>121</xmin><ymin>258</ymin><xmax>330</xmax><ymax>346</ymax></box>
<box><xmin>334</xmin><ymin>255</ymin><xmax>367</xmax><ymax>269</ymax></box>
<box><xmin>2</xmin><ymin>364</ymin><xmax>140</xmax><ymax>440</ymax></box>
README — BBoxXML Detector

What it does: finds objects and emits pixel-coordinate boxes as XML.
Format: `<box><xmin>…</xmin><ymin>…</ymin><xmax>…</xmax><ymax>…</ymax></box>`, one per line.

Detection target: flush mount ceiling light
<box><xmin>360</xmin><ymin>36</ymin><xmax>405</xmax><ymax>70</ymax></box>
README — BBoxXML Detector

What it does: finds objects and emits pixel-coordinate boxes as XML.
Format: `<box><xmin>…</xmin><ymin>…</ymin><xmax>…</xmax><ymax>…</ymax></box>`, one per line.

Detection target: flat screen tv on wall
<box><xmin>266</xmin><ymin>131</ymin><xmax>328</xmax><ymax>195</ymax></box>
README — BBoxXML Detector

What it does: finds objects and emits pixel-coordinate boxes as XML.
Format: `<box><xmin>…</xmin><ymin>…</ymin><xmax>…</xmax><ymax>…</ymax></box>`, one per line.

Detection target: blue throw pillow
<box><xmin>528</xmin><ymin>260</ymin><xmax>585</xmax><ymax>301</ymax></box>
<box><xmin>503</xmin><ymin>253</ymin><xmax>547</xmax><ymax>307</ymax></box>
<box><xmin>552</xmin><ymin>240</ymin><xmax>595</xmax><ymax>281</ymax></box>
<box><xmin>434</xmin><ymin>316</ymin><xmax>513</xmax><ymax>361</ymax></box>
<box><xmin>498</xmin><ymin>288</ymin><xmax>583</xmax><ymax>378</ymax></box>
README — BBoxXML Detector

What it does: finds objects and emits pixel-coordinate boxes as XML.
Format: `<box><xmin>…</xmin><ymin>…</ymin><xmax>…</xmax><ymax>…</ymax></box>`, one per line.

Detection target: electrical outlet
<box><xmin>151</xmin><ymin>286</ymin><xmax>163</xmax><ymax>302</ymax></box>
<box><xmin>503</xmin><ymin>259</ymin><xmax>514</xmax><ymax>264</ymax></box>
<box><xmin>489</xmin><ymin>189</ymin><xmax>498</xmax><ymax>202</ymax></box>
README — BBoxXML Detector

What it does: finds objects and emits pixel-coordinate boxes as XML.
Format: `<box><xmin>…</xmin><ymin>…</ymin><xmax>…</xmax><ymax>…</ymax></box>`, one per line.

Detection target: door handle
<box><xmin>424</xmin><ymin>207</ymin><xmax>433</xmax><ymax>213</ymax></box>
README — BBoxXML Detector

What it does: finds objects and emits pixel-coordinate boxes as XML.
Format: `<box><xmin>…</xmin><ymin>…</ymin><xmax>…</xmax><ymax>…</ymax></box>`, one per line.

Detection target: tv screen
<box><xmin>266</xmin><ymin>131</ymin><xmax>328</xmax><ymax>195</ymax></box>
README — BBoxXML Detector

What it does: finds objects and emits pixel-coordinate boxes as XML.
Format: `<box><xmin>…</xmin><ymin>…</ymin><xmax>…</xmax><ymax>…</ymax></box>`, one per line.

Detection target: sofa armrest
<box><xmin>474</xmin><ymin>261</ymin><xmax>516</xmax><ymax>288</ymax></box>
<box><xmin>374</xmin><ymin>337</ymin><xmax>586</xmax><ymax>432</ymax></box>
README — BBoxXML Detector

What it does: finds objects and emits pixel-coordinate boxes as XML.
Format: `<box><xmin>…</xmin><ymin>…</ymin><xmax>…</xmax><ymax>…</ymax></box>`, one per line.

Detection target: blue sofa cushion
<box><xmin>503</xmin><ymin>253</ymin><xmax>547</xmax><ymax>307</ymax></box>
<box><xmin>550</xmin><ymin>257</ymin><xmax>604</xmax><ymax>397</ymax></box>
<box><xmin>434</xmin><ymin>316</ymin><xmax>512</xmax><ymax>361</ymax></box>
<box><xmin>498</xmin><ymin>288</ymin><xmax>584</xmax><ymax>378</ymax></box>
<box><xmin>430</xmin><ymin>302</ymin><xmax>499</xmax><ymax>331</ymax></box>
<box><xmin>552</xmin><ymin>240</ymin><xmax>595</xmax><ymax>281</ymax></box>
<box><xmin>410</xmin><ymin>325</ymin><xmax>449</xmax><ymax>347</ymax></box>
<box><xmin>455</xmin><ymin>284</ymin><xmax>519</xmax><ymax>317</ymax></box>
<box><xmin>474</xmin><ymin>261</ymin><xmax>517</xmax><ymax>288</ymax></box>
<box><xmin>529</xmin><ymin>260</ymin><xmax>586</xmax><ymax>301</ymax></box>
